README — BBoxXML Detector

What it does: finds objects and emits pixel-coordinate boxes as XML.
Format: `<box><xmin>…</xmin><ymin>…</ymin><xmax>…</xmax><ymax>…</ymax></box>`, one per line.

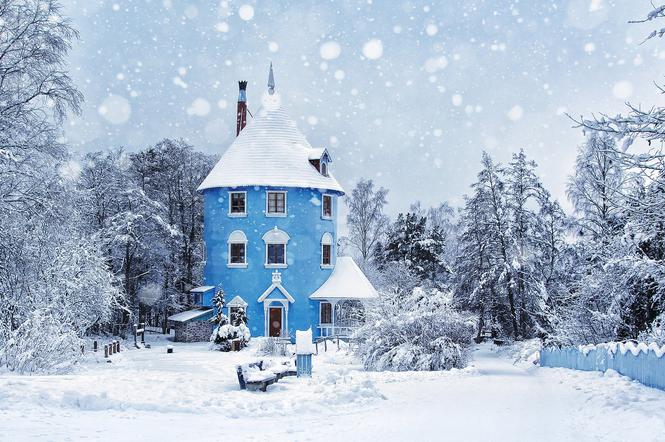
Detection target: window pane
<box><xmin>323</xmin><ymin>195</ymin><xmax>332</xmax><ymax>217</ymax></box>
<box><xmin>322</xmin><ymin>244</ymin><xmax>331</xmax><ymax>265</ymax></box>
<box><xmin>268</xmin><ymin>192</ymin><xmax>285</xmax><ymax>214</ymax></box>
<box><xmin>321</xmin><ymin>302</ymin><xmax>332</xmax><ymax>324</ymax></box>
<box><xmin>231</xmin><ymin>193</ymin><xmax>245</xmax><ymax>213</ymax></box>
<box><xmin>267</xmin><ymin>243</ymin><xmax>285</xmax><ymax>264</ymax></box>
<box><xmin>230</xmin><ymin>243</ymin><xmax>245</xmax><ymax>264</ymax></box>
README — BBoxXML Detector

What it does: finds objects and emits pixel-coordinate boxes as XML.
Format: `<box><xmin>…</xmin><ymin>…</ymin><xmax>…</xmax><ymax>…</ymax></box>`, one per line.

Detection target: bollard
<box><xmin>117</xmin><ymin>341</ymin><xmax>121</xmax><ymax>352</ymax></box>
<box><xmin>114</xmin><ymin>341</ymin><xmax>118</xmax><ymax>353</ymax></box>
<box><xmin>93</xmin><ymin>340</ymin><xmax>98</xmax><ymax>352</ymax></box>
<box><xmin>104</xmin><ymin>344</ymin><xmax>109</xmax><ymax>358</ymax></box>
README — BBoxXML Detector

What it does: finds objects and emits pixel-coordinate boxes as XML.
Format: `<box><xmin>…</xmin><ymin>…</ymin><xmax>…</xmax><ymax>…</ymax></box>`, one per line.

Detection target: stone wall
<box><xmin>172</xmin><ymin>320</ymin><xmax>214</xmax><ymax>342</ymax></box>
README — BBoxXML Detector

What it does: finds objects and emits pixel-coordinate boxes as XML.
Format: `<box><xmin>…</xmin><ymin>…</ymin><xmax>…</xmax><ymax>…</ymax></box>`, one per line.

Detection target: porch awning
<box><xmin>168</xmin><ymin>308</ymin><xmax>213</xmax><ymax>323</ymax></box>
<box><xmin>309</xmin><ymin>257</ymin><xmax>378</xmax><ymax>300</ymax></box>
<box><xmin>190</xmin><ymin>285</ymin><xmax>215</xmax><ymax>293</ymax></box>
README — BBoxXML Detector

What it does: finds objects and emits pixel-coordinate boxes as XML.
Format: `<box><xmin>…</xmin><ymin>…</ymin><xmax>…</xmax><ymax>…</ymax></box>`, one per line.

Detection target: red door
<box><xmin>269</xmin><ymin>307</ymin><xmax>282</xmax><ymax>337</ymax></box>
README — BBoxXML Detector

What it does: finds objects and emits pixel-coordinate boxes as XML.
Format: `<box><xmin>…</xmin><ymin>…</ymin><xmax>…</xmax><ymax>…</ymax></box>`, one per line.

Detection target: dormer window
<box><xmin>266</xmin><ymin>191</ymin><xmax>287</xmax><ymax>217</ymax></box>
<box><xmin>229</xmin><ymin>191</ymin><xmax>247</xmax><ymax>216</ymax></box>
<box><xmin>322</xmin><ymin>194</ymin><xmax>333</xmax><ymax>219</ymax></box>
<box><xmin>321</xmin><ymin>161</ymin><xmax>328</xmax><ymax>177</ymax></box>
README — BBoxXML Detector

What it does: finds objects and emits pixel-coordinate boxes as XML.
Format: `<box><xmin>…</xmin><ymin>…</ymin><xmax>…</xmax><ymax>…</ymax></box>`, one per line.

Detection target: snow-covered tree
<box><xmin>0</xmin><ymin>0</ymin><xmax>119</xmax><ymax>373</ymax></box>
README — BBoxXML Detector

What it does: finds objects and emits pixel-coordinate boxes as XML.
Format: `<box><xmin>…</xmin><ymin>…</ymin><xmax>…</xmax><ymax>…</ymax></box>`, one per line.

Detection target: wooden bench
<box><xmin>236</xmin><ymin>360</ymin><xmax>296</xmax><ymax>392</ymax></box>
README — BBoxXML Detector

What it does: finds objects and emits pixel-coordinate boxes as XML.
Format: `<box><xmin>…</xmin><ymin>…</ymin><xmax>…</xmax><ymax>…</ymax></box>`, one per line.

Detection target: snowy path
<box><xmin>1</xmin><ymin>341</ymin><xmax>665</xmax><ymax>441</ymax></box>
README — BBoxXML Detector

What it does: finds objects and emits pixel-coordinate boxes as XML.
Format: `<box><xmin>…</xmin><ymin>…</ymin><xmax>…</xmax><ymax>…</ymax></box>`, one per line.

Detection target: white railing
<box><xmin>317</xmin><ymin>324</ymin><xmax>356</xmax><ymax>338</ymax></box>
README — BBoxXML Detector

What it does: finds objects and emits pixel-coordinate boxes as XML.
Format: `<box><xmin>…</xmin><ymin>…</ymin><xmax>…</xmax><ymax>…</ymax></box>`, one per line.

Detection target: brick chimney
<box><xmin>236</xmin><ymin>80</ymin><xmax>248</xmax><ymax>136</ymax></box>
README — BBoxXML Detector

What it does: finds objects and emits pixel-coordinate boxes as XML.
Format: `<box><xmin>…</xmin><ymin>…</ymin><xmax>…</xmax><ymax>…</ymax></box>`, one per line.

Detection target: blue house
<box><xmin>176</xmin><ymin>65</ymin><xmax>377</xmax><ymax>341</ymax></box>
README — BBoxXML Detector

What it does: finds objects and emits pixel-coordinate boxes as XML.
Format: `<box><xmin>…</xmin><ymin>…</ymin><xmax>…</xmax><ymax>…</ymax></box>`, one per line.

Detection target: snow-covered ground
<box><xmin>1</xmin><ymin>337</ymin><xmax>665</xmax><ymax>442</ymax></box>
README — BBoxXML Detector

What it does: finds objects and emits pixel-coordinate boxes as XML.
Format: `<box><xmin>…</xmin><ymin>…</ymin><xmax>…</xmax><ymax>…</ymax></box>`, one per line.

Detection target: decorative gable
<box><xmin>257</xmin><ymin>271</ymin><xmax>295</xmax><ymax>303</ymax></box>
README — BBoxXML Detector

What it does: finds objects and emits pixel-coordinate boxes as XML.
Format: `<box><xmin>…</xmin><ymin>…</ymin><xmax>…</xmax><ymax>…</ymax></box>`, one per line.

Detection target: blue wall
<box><xmin>541</xmin><ymin>345</ymin><xmax>665</xmax><ymax>391</ymax></box>
<box><xmin>202</xmin><ymin>186</ymin><xmax>340</xmax><ymax>338</ymax></box>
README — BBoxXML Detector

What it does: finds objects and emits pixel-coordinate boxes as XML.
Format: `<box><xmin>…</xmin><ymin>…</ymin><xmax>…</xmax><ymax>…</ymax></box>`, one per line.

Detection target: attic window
<box><xmin>321</xmin><ymin>161</ymin><xmax>328</xmax><ymax>177</ymax></box>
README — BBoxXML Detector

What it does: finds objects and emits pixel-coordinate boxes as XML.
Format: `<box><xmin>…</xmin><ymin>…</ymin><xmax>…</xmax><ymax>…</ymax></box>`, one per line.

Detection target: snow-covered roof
<box><xmin>308</xmin><ymin>148</ymin><xmax>331</xmax><ymax>162</ymax></box>
<box><xmin>227</xmin><ymin>295</ymin><xmax>248</xmax><ymax>308</ymax></box>
<box><xmin>190</xmin><ymin>285</ymin><xmax>215</xmax><ymax>293</ymax></box>
<box><xmin>198</xmin><ymin>91</ymin><xmax>344</xmax><ymax>194</ymax></box>
<box><xmin>167</xmin><ymin>308</ymin><xmax>213</xmax><ymax>322</ymax></box>
<box><xmin>309</xmin><ymin>257</ymin><xmax>378</xmax><ymax>300</ymax></box>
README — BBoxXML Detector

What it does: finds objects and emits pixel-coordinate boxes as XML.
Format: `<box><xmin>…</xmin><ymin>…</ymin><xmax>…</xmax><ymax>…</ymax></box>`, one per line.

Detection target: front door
<box><xmin>269</xmin><ymin>307</ymin><xmax>282</xmax><ymax>337</ymax></box>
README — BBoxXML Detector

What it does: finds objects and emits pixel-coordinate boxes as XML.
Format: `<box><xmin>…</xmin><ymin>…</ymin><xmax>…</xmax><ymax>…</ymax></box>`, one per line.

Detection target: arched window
<box><xmin>321</xmin><ymin>161</ymin><xmax>328</xmax><ymax>177</ymax></box>
<box><xmin>321</xmin><ymin>232</ymin><xmax>333</xmax><ymax>267</ymax></box>
<box><xmin>263</xmin><ymin>227</ymin><xmax>290</xmax><ymax>268</ymax></box>
<box><xmin>227</xmin><ymin>230</ymin><xmax>248</xmax><ymax>267</ymax></box>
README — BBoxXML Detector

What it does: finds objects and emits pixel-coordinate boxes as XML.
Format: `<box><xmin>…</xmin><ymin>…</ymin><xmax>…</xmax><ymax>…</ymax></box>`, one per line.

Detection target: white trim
<box><xmin>319</xmin><ymin>301</ymin><xmax>333</xmax><ymax>325</ymax></box>
<box><xmin>264</xmin><ymin>302</ymin><xmax>288</xmax><ymax>338</ymax></box>
<box><xmin>258</xmin><ymin>279</ymin><xmax>295</xmax><ymax>303</ymax></box>
<box><xmin>265</xmin><ymin>190</ymin><xmax>288</xmax><ymax>217</ymax></box>
<box><xmin>263</xmin><ymin>227</ymin><xmax>289</xmax><ymax>267</ymax></box>
<box><xmin>321</xmin><ymin>194</ymin><xmax>333</xmax><ymax>219</ymax></box>
<box><xmin>227</xmin><ymin>295</ymin><xmax>248</xmax><ymax>308</ymax></box>
<box><xmin>321</xmin><ymin>233</ymin><xmax>333</xmax><ymax>267</ymax></box>
<box><xmin>227</xmin><ymin>230</ymin><xmax>248</xmax><ymax>267</ymax></box>
<box><xmin>262</xmin><ymin>227</ymin><xmax>290</xmax><ymax>243</ymax></box>
<box><xmin>228</xmin><ymin>191</ymin><xmax>247</xmax><ymax>217</ymax></box>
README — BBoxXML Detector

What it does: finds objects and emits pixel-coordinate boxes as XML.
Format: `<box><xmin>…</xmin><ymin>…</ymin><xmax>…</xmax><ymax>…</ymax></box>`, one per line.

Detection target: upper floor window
<box><xmin>321</xmin><ymin>161</ymin><xmax>328</xmax><ymax>177</ymax></box>
<box><xmin>321</xmin><ymin>232</ymin><xmax>333</xmax><ymax>267</ymax></box>
<box><xmin>266</xmin><ymin>191</ymin><xmax>286</xmax><ymax>216</ymax></box>
<box><xmin>229</xmin><ymin>191</ymin><xmax>246</xmax><ymax>216</ymax></box>
<box><xmin>263</xmin><ymin>227</ymin><xmax>290</xmax><ymax>268</ymax></box>
<box><xmin>227</xmin><ymin>230</ymin><xmax>248</xmax><ymax>268</ymax></box>
<box><xmin>322</xmin><ymin>194</ymin><xmax>333</xmax><ymax>219</ymax></box>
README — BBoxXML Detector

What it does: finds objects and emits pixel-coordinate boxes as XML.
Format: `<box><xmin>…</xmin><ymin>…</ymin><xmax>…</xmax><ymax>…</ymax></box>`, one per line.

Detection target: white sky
<box><xmin>61</xmin><ymin>0</ymin><xmax>665</xmax><ymax>216</ymax></box>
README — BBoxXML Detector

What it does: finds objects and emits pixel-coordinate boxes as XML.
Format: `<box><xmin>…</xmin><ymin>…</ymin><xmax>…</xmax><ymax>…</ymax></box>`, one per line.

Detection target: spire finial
<box><xmin>267</xmin><ymin>62</ymin><xmax>275</xmax><ymax>95</ymax></box>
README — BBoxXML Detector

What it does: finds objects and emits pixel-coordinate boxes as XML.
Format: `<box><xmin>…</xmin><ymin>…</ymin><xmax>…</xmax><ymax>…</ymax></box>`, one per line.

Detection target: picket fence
<box><xmin>540</xmin><ymin>342</ymin><xmax>665</xmax><ymax>391</ymax></box>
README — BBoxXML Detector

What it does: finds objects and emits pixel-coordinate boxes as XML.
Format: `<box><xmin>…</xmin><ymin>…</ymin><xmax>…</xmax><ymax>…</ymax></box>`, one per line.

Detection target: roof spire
<box><xmin>267</xmin><ymin>62</ymin><xmax>275</xmax><ymax>95</ymax></box>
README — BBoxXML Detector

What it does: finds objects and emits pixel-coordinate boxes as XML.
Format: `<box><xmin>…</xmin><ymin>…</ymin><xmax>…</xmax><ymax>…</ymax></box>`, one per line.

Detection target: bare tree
<box><xmin>345</xmin><ymin>178</ymin><xmax>389</xmax><ymax>262</ymax></box>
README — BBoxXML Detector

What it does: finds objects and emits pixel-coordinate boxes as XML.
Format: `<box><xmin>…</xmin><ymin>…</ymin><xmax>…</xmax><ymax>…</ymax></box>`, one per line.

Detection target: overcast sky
<box><xmin>61</xmin><ymin>0</ymin><xmax>665</xmax><ymax>216</ymax></box>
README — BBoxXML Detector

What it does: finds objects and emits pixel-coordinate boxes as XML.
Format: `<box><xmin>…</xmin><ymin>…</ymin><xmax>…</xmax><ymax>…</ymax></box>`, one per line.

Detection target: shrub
<box><xmin>355</xmin><ymin>288</ymin><xmax>475</xmax><ymax>371</ymax></box>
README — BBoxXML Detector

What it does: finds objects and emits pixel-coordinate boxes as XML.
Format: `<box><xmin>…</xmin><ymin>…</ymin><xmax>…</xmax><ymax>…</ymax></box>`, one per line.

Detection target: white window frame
<box><xmin>319</xmin><ymin>301</ymin><xmax>333</xmax><ymax>325</ymax></box>
<box><xmin>321</xmin><ymin>232</ymin><xmax>334</xmax><ymax>268</ymax></box>
<box><xmin>265</xmin><ymin>243</ymin><xmax>287</xmax><ymax>269</ymax></box>
<box><xmin>266</xmin><ymin>190</ymin><xmax>287</xmax><ymax>217</ymax></box>
<box><xmin>228</xmin><ymin>191</ymin><xmax>247</xmax><ymax>217</ymax></box>
<box><xmin>263</xmin><ymin>227</ymin><xmax>290</xmax><ymax>269</ymax></box>
<box><xmin>227</xmin><ymin>230</ymin><xmax>248</xmax><ymax>268</ymax></box>
<box><xmin>321</xmin><ymin>194</ymin><xmax>333</xmax><ymax>220</ymax></box>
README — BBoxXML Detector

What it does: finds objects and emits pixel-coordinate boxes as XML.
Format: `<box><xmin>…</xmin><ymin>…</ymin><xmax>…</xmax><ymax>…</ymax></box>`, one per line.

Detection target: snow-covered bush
<box><xmin>256</xmin><ymin>337</ymin><xmax>290</xmax><ymax>356</ymax></box>
<box><xmin>355</xmin><ymin>288</ymin><xmax>475</xmax><ymax>371</ymax></box>
<box><xmin>209</xmin><ymin>289</ymin><xmax>250</xmax><ymax>351</ymax></box>
<box><xmin>1</xmin><ymin>311</ymin><xmax>83</xmax><ymax>373</ymax></box>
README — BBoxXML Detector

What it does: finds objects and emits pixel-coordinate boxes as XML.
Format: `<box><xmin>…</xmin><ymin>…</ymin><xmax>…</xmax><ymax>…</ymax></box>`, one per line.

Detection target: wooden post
<box><xmin>93</xmin><ymin>340</ymin><xmax>98</xmax><ymax>352</ymax></box>
<box><xmin>140</xmin><ymin>322</ymin><xmax>145</xmax><ymax>344</ymax></box>
<box><xmin>337</xmin><ymin>336</ymin><xmax>340</xmax><ymax>350</ymax></box>
<box><xmin>116</xmin><ymin>341</ymin><xmax>121</xmax><ymax>352</ymax></box>
<box><xmin>134</xmin><ymin>324</ymin><xmax>138</xmax><ymax>348</ymax></box>
<box><xmin>104</xmin><ymin>344</ymin><xmax>109</xmax><ymax>358</ymax></box>
<box><xmin>324</xmin><ymin>339</ymin><xmax>327</xmax><ymax>352</ymax></box>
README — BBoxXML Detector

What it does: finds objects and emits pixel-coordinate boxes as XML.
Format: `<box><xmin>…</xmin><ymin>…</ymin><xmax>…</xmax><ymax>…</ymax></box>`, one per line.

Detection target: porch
<box><xmin>309</xmin><ymin>257</ymin><xmax>378</xmax><ymax>338</ymax></box>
